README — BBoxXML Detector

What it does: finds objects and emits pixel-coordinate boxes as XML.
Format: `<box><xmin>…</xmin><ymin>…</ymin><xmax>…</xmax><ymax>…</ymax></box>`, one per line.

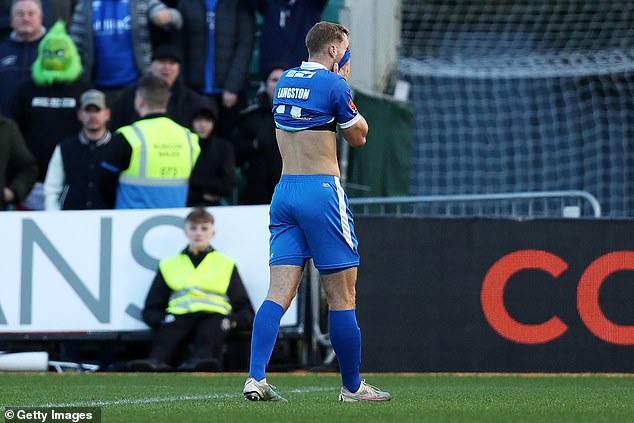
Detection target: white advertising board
<box><xmin>0</xmin><ymin>206</ymin><xmax>299</xmax><ymax>333</ymax></box>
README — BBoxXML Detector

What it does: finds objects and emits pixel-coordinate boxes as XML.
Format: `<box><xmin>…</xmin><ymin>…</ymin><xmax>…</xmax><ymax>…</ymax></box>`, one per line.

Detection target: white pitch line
<box><xmin>32</xmin><ymin>386</ymin><xmax>338</xmax><ymax>408</ymax></box>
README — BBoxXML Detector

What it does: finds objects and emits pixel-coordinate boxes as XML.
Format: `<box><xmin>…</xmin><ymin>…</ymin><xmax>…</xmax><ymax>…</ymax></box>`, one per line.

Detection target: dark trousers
<box><xmin>149</xmin><ymin>312</ymin><xmax>227</xmax><ymax>366</ymax></box>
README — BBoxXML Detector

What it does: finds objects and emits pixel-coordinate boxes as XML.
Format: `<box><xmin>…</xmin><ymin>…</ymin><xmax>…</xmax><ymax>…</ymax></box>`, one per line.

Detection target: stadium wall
<box><xmin>4</xmin><ymin>210</ymin><xmax>634</xmax><ymax>372</ymax></box>
<box><xmin>355</xmin><ymin>216</ymin><xmax>634</xmax><ymax>372</ymax></box>
<box><xmin>0</xmin><ymin>207</ymin><xmax>300</xmax><ymax>334</ymax></box>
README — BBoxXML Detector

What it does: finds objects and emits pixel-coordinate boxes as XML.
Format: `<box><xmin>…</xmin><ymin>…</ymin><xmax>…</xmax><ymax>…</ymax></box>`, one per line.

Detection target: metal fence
<box><xmin>348</xmin><ymin>190</ymin><xmax>602</xmax><ymax>218</ymax></box>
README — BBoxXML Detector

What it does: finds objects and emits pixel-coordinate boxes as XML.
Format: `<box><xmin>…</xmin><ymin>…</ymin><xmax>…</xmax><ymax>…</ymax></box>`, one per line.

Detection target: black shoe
<box><xmin>177</xmin><ymin>358</ymin><xmax>222</xmax><ymax>372</ymax></box>
<box><xmin>127</xmin><ymin>358</ymin><xmax>172</xmax><ymax>372</ymax></box>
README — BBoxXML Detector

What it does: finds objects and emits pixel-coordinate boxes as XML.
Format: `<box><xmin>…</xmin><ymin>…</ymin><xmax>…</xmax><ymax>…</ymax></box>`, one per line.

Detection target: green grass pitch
<box><xmin>2</xmin><ymin>373</ymin><xmax>634</xmax><ymax>422</ymax></box>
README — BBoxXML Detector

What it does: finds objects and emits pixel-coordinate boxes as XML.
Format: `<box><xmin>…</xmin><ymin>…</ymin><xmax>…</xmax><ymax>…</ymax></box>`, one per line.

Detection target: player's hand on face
<box><xmin>338</xmin><ymin>61</ymin><xmax>351</xmax><ymax>81</ymax></box>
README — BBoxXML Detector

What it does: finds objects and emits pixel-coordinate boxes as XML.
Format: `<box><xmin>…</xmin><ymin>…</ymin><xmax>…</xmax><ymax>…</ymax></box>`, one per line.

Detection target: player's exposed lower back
<box><xmin>276</xmin><ymin>129</ymin><xmax>341</xmax><ymax>176</ymax></box>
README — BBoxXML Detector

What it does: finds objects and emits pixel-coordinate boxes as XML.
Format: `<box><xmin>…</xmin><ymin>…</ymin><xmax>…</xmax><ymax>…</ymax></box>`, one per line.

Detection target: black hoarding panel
<box><xmin>354</xmin><ymin>217</ymin><xmax>634</xmax><ymax>372</ymax></box>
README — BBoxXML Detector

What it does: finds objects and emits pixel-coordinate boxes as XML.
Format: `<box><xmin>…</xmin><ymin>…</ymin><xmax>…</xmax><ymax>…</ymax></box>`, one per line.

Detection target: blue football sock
<box><xmin>329</xmin><ymin>309</ymin><xmax>362</xmax><ymax>392</ymax></box>
<box><xmin>249</xmin><ymin>300</ymin><xmax>284</xmax><ymax>381</ymax></box>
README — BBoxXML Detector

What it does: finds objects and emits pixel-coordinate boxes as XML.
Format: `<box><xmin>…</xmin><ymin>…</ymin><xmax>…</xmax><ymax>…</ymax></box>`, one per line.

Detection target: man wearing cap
<box><xmin>43</xmin><ymin>89</ymin><xmax>115</xmax><ymax>210</ymax></box>
<box><xmin>109</xmin><ymin>44</ymin><xmax>212</xmax><ymax>132</ymax></box>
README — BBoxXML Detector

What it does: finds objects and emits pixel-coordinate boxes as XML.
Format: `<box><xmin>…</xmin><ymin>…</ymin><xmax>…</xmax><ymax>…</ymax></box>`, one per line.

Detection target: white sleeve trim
<box><xmin>43</xmin><ymin>146</ymin><xmax>64</xmax><ymax>211</ymax></box>
<box><xmin>338</xmin><ymin>113</ymin><xmax>362</xmax><ymax>129</ymax></box>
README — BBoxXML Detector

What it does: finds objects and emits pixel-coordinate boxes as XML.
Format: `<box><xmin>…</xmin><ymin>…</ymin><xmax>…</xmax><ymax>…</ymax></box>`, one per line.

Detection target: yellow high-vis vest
<box><xmin>118</xmin><ymin>117</ymin><xmax>199</xmax><ymax>183</ymax></box>
<box><xmin>160</xmin><ymin>251</ymin><xmax>234</xmax><ymax>316</ymax></box>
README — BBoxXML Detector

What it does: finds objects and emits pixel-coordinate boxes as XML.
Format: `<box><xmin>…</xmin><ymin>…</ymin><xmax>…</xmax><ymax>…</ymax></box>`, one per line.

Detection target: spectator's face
<box><xmin>185</xmin><ymin>221</ymin><xmax>214</xmax><ymax>251</ymax></box>
<box><xmin>78</xmin><ymin>106</ymin><xmax>110</xmax><ymax>135</ymax></box>
<box><xmin>192</xmin><ymin>116</ymin><xmax>214</xmax><ymax>139</ymax></box>
<box><xmin>266</xmin><ymin>69</ymin><xmax>284</xmax><ymax>101</ymax></box>
<box><xmin>150</xmin><ymin>58</ymin><xmax>180</xmax><ymax>87</ymax></box>
<box><xmin>11</xmin><ymin>0</ymin><xmax>43</xmax><ymax>42</ymax></box>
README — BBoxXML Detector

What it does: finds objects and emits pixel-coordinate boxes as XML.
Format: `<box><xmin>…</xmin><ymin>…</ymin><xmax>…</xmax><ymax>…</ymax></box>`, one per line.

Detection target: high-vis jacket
<box><xmin>115</xmin><ymin>116</ymin><xmax>199</xmax><ymax>208</ymax></box>
<box><xmin>160</xmin><ymin>251</ymin><xmax>235</xmax><ymax>316</ymax></box>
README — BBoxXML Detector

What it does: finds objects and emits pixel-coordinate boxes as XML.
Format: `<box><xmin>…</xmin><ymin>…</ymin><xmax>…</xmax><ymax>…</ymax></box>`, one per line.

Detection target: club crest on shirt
<box><xmin>349</xmin><ymin>99</ymin><xmax>357</xmax><ymax>113</ymax></box>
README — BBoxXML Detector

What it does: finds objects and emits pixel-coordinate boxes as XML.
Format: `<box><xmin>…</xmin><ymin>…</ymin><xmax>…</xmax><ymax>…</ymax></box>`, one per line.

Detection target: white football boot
<box><xmin>338</xmin><ymin>380</ymin><xmax>391</xmax><ymax>402</ymax></box>
<box><xmin>243</xmin><ymin>377</ymin><xmax>287</xmax><ymax>402</ymax></box>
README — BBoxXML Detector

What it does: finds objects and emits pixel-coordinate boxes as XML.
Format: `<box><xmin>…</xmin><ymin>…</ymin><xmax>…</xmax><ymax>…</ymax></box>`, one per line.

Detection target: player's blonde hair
<box><xmin>305</xmin><ymin>21</ymin><xmax>349</xmax><ymax>56</ymax></box>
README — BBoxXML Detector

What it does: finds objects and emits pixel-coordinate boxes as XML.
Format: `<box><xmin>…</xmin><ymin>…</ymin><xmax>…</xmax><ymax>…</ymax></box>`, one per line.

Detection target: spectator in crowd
<box><xmin>187</xmin><ymin>102</ymin><xmax>235</xmax><ymax>207</ymax></box>
<box><xmin>0</xmin><ymin>0</ymin><xmax>75</xmax><ymax>41</ymax></box>
<box><xmin>99</xmin><ymin>73</ymin><xmax>200</xmax><ymax>209</ymax></box>
<box><xmin>69</xmin><ymin>0</ymin><xmax>182</xmax><ymax>105</ymax></box>
<box><xmin>232</xmin><ymin>66</ymin><xmax>283</xmax><ymax>205</ymax></box>
<box><xmin>176</xmin><ymin>0</ymin><xmax>255</xmax><ymax>137</ymax></box>
<box><xmin>109</xmin><ymin>44</ymin><xmax>210</xmax><ymax>132</ymax></box>
<box><xmin>44</xmin><ymin>89</ymin><xmax>115</xmax><ymax>210</ymax></box>
<box><xmin>0</xmin><ymin>0</ymin><xmax>46</xmax><ymax>116</ymax></box>
<box><xmin>0</xmin><ymin>112</ymin><xmax>37</xmax><ymax>210</ymax></box>
<box><xmin>247</xmin><ymin>0</ymin><xmax>327</xmax><ymax>75</ymax></box>
<box><xmin>12</xmin><ymin>20</ymin><xmax>88</xmax><ymax>210</ymax></box>
<box><xmin>129</xmin><ymin>207</ymin><xmax>254</xmax><ymax>372</ymax></box>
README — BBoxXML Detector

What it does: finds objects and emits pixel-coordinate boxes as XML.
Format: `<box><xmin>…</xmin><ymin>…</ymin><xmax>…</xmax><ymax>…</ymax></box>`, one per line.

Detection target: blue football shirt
<box><xmin>273</xmin><ymin>61</ymin><xmax>360</xmax><ymax>132</ymax></box>
<box><xmin>92</xmin><ymin>0</ymin><xmax>139</xmax><ymax>87</ymax></box>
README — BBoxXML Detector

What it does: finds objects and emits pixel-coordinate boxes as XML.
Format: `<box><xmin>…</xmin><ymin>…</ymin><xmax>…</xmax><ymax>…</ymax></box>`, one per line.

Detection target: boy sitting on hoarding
<box><xmin>129</xmin><ymin>207</ymin><xmax>254</xmax><ymax>372</ymax></box>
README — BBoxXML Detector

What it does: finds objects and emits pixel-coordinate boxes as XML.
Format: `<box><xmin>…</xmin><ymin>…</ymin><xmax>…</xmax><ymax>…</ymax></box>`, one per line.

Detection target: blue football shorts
<box><xmin>269</xmin><ymin>174</ymin><xmax>360</xmax><ymax>272</ymax></box>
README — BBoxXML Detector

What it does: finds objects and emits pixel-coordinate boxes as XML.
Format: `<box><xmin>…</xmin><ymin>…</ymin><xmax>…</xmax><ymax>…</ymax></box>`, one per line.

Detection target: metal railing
<box><xmin>348</xmin><ymin>190</ymin><xmax>602</xmax><ymax>218</ymax></box>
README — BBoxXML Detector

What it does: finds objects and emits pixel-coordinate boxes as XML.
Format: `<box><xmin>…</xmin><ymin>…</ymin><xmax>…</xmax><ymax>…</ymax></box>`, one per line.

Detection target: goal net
<box><xmin>400</xmin><ymin>0</ymin><xmax>634</xmax><ymax>217</ymax></box>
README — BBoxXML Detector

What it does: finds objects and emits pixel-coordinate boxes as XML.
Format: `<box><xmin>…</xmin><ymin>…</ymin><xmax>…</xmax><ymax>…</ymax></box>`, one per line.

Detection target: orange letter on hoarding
<box><xmin>578</xmin><ymin>251</ymin><xmax>634</xmax><ymax>345</ymax></box>
<box><xmin>481</xmin><ymin>250</ymin><xmax>569</xmax><ymax>344</ymax></box>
